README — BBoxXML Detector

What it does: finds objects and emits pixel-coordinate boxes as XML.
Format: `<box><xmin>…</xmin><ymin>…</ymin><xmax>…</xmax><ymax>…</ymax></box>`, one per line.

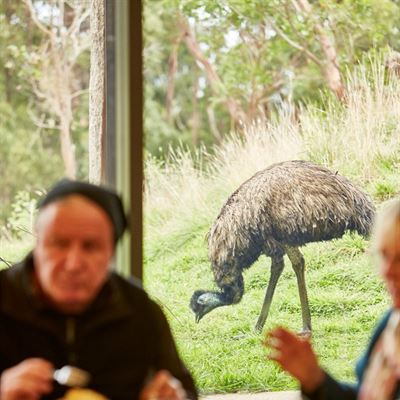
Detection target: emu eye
<box><xmin>198</xmin><ymin>295</ymin><xmax>208</xmax><ymax>305</ymax></box>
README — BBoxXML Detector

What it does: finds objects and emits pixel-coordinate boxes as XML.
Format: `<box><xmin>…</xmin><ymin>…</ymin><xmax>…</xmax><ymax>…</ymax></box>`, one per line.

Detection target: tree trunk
<box><xmin>178</xmin><ymin>17</ymin><xmax>248</xmax><ymax>127</ymax></box>
<box><xmin>206</xmin><ymin>106</ymin><xmax>222</xmax><ymax>143</ymax></box>
<box><xmin>166</xmin><ymin>32</ymin><xmax>183</xmax><ymax>123</ymax></box>
<box><xmin>89</xmin><ymin>0</ymin><xmax>105</xmax><ymax>183</ymax></box>
<box><xmin>3</xmin><ymin>0</ymin><xmax>14</xmax><ymax>102</ymax></box>
<box><xmin>52</xmin><ymin>36</ymin><xmax>77</xmax><ymax>179</ymax></box>
<box><xmin>189</xmin><ymin>76</ymin><xmax>200</xmax><ymax>146</ymax></box>
<box><xmin>24</xmin><ymin>0</ymin><xmax>89</xmax><ymax>179</ymax></box>
<box><xmin>60</xmin><ymin>115</ymin><xmax>77</xmax><ymax>179</ymax></box>
<box><xmin>295</xmin><ymin>0</ymin><xmax>345</xmax><ymax>101</ymax></box>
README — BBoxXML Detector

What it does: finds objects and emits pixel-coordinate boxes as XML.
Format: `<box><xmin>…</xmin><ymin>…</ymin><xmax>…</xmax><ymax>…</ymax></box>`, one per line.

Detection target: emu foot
<box><xmin>232</xmin><ymin>333</ymin><xmax>248</xmax><ymax>339</ymax></box>
<box><xmin>254</xmin><ymin>323</ymin><xmax>264</xmax><ymax>333</ymax></box>
<box><xmin>297</xmin><ymin>329</ymin><xmax>312</xmax><ymax>339</ymax></box>
<box><xmin>254</xmin><ymin>317</ymin><xmax>266</xmax><ymax>333</ymax></box>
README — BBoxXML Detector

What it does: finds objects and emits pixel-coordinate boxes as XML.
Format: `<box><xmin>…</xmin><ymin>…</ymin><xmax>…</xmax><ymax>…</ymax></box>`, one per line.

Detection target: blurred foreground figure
<box><xmin>0</xmin><ymin>179</ymin><xmax>197</xmax><ymax>400</ymax></box>
<box><xmin>265</xmin><ymin>198</ymin><xmax>400</xmax><ymax>400</ymax></box>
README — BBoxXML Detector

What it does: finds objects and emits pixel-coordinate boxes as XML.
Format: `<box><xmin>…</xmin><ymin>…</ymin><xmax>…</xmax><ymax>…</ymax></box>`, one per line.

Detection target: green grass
<box><xmin>143</xmin><ymin>229</ymin><xmax>389</xmax><ymax>394</ymax></box>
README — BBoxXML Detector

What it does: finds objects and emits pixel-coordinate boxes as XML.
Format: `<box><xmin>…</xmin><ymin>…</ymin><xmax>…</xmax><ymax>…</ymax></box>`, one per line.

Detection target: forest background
<box><xmin>1</xmin><ymin>0</ymin><xmax>400</xmax><ymax>395</ymax></box>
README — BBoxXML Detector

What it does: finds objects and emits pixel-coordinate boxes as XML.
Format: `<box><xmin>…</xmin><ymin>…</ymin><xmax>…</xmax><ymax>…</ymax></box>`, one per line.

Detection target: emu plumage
<box><xmin>190</xmin><ymin>160</ymin><xmax>375</xmax><ymax>333</ymax></box>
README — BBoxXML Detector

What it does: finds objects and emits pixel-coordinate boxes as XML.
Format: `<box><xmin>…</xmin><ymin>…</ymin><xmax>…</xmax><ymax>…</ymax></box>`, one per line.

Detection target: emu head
<box><xmin>190</xmin><ymin>290</ymin><xmax>223</xmax><ymax>323</ymax></box>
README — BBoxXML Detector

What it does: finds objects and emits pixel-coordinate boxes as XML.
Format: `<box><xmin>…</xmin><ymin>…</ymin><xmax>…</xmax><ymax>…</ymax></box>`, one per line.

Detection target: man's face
<box><xmin>33</xmin><ymin>195</ymin><xmax>114</xmax><ymax>314</ymax></box>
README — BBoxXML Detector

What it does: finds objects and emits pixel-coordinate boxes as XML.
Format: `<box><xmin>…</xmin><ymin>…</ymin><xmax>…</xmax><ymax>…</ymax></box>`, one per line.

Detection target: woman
<box><xmin>265</xmin><ymin>199</ymin><xmax>400</xmax><ymax>400</ymax></box>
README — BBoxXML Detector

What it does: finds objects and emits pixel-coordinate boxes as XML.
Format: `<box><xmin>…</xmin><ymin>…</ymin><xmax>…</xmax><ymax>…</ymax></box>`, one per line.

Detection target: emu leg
<box><xmin>254</xmin><ymin>255</ymin><xmax>284</xmax><ymax>332</ymax></box>
<box><xmin>286</xmin><ymin>246</ymin><xmax>312</xmax><ymax>335</ymax></box>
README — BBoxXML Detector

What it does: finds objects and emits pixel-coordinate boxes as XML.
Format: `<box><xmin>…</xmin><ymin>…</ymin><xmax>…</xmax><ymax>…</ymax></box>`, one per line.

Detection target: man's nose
<box><xmin>65</xmin><ymin>245</ymin><xmax>84</xmax><ymax>270</ymax></box>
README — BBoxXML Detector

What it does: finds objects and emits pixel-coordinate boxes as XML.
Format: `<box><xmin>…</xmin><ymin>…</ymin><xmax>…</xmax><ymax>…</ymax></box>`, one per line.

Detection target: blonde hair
<box><xmin>373</xmin><ymin>198</ymin><xmax>400</xmax><ymax>252</ymax></box>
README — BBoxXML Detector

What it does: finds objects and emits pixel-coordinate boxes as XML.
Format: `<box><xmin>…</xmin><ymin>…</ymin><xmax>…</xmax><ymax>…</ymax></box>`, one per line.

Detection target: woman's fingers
<box><xmin>140</xmin><ymin>370</ymin><xmax>187</xmax><ymax>400</ymax></box>
<box><xmin>263</xmin><ymin>326</ymin><xmax>325</xmax><ymax>393</ymax></box>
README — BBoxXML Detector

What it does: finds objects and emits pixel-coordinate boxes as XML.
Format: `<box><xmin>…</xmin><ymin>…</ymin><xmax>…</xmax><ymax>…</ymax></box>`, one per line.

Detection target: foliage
<box><xmin>143</xmin><ymin>0</ymin><xmax>400</xmax><ymax>152</ymax></box>
<box><xmin>2</xmin><ymin>190</ymin><xmax>41</xmax><ymax>240</ymax></box>
<box><xmin>0</xmin><ymin>0</ymin><xmax>90</xmax><ymax>225</ymax></box>
<box><xmin>0</xmin><ymin>100</ymin><xmax>64</xmax><ymax>224</ymax></box>
<box><xmin>145</xmin><ymin>54</ymin><xmax>400</xmax><ymax>240</ymax></box>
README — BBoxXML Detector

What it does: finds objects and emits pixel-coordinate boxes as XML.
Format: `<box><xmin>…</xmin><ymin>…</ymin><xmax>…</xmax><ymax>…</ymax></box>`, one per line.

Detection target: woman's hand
<box><xmin>264</xmin><ymin>327</ymin><xmax>325</xmax><ymax>393</ymax></box>
<box><xmin>140</xmin><ymin>370</ymin><xmax>187</xmax><ymax>400</ymax></box>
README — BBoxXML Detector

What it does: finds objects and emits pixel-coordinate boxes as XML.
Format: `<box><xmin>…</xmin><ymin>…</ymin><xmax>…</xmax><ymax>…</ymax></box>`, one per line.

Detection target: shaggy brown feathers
<box><xmin>191</xmin><ymin>160</ymin><xmax>375</xmax><ymax>332</ymax></box>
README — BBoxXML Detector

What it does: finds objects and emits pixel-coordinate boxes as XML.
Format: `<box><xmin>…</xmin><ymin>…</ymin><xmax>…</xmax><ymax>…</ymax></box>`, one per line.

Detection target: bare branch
<box><xmin>293</xmin><ymin>0</ymin><xmax>345</xmax><ymax>100</ymax></box>
<box><xmin>265</xmin><ymin>14</ymin><xmax>322</xmax><ymax>66</ymax></box>
<box><xmin>29</xmin><ymin>80</ymin><xmax>47</xmax><ymax>101</ymax></box>
<box><xmin>27</xmin><ymin>108</ymin><xmax>61</xmax><ymax>131</ymax></box>
<box><xmin>166</xmin><ymin>30</ymin><xmax>184</xmax><ymax>122</ymax></box>
<box><xmin>178</xmin><ymin>15</ymin><xmax>247</xmax><ymax>125</ymax></box>
<box><xmin>67</xmin><ymin>7</ymin><xmax>90</xmax><ymax>37</ymax></box>
<box><xmin>59</xmin><ymin>0</ymin><xmax>65</xmax><ymax>30</ymax></box>
<box><xmin>207</xmin><ymin>105</ymin><xmax>222</xmax><ymax>143</ymax></box>
<box><xmin>23</xmin><ymin>0</ymin><xmax>52</xmax><ymax>36</ymax></box>
<box><xmin>284</xmin><ymin>1</ymin><xmax>315</xmax><ymax>53</ymax></box>
<box><xmin>0</xmin><ymin>257</ymin><xmax>12</xmax><ymax>268</ymax></box>
<box><xmin>178</xmin><ymin>17</ymin><xmax>223</xmax><ymax>89</ymax></box>
<box><xmin>70</xmin><ymin>89</ymin><xmax>89</xmax><ymax>100</ymax></box>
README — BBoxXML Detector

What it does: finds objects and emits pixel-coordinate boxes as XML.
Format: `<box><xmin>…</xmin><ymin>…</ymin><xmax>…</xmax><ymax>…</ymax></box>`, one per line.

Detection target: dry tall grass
<box><xmin>145</xmin><ymin>55</ymin><xmax>400</xmax><ymax>244</ymax></box>
<box><xmin>302</xmin><ymin>56</ymin><xmax>400</xmax><ymax>180</ymax></box>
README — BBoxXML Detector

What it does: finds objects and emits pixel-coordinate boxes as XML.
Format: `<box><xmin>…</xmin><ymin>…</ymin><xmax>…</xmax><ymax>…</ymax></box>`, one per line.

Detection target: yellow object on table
<box><xmin>58</xmin><ymin>388</ymin><xmax>108</xmax><ymax>400</ymax></box>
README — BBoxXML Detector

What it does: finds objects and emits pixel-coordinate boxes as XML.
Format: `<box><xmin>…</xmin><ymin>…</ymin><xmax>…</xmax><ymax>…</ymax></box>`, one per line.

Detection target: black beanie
<box><xmin>38</xmin><ymin>179</ymin><xmax>128</xmax><ymax>243</ymax></box>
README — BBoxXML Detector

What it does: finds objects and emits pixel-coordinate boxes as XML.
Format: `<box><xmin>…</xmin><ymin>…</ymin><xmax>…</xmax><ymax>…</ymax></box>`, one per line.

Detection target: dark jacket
<box><xmin>303</xmin><ymin>310</ymin><xmax>400</xmax><ymax>399</ymax></box>
<box><xmin>0</xmin><ymin>254</ymin><xmax>197</xmax><ymax>400</ymax></box>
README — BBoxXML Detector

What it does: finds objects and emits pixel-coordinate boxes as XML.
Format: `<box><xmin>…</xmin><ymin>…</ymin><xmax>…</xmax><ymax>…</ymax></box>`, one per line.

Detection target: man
<box><xmin>0</xmin><ymin>179</ymin><xmax>197</xmax><ymax>400</ymax></box>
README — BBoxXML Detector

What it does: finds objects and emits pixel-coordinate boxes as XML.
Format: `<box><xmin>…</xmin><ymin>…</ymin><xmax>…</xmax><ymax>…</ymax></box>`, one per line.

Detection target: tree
<box><xmin>0</xmin><ymin>0</ymin><xmax>91</xmax><ymax>225</ymax></box>
<box><xmin>23</xmin><ymin>0</ymin><xmax>90</xmax><ymax>178</ymax></box>
<box><xmin>88</xmin><ymin>0</ymin><xmax>104</xmax><ymax>183</ymax></box>
<box><xmin>143</xmin><ymin>0</ymin><xmax>400</xmax><ymax>152</ymax></box>
<box><xmin>265</xmin><ymin>0</ymin><xmax>345</xmax><ymax>100</ymax></box>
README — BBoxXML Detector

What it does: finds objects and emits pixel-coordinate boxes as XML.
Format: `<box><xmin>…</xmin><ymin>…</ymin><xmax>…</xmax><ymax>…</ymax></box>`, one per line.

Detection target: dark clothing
<box><xmin>303</xmin><ymin>310</ymin><xmax>400</xmax><ymax>400</ymax></box>
<box><xmin>0</xmin><ymin>255</ymin><xmax>197</xmax><ymax>400</ymax></box>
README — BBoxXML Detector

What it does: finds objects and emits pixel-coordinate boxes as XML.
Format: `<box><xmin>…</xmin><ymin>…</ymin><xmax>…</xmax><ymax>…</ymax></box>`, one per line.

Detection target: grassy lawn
<box><xmin>144</xmin><ymin>229</ymin><xmax>389</xmax><ymax>394</ymax></box>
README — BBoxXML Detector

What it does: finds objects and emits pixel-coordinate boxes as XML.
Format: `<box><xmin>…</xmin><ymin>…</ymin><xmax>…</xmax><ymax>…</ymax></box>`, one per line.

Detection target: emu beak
<box><xmin>195</xmin><ymin>314</ymin><xmax>201</xmax><ymax>323</ymax></box>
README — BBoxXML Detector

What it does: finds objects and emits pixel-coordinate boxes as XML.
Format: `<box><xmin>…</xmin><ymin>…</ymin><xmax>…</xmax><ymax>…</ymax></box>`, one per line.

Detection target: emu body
<box><xmin>190</xmin><ymin>160</ymin><xmax>375</xmax><ymax>333</ymax></box>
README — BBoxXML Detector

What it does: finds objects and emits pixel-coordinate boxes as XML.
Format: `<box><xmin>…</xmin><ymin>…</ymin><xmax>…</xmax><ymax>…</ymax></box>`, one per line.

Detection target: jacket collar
<box><xmin>0</xmin><ymin>253</ymin><xmax>135</xmax><ymax>332</ymax></box>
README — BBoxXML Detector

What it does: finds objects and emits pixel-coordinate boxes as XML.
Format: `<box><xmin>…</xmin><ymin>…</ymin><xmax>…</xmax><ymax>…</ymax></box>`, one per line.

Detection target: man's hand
<box><xmin>0</xmin><ymin>358</ymin><xmax>54</xmax><ymax>400</ymax></box>
<box><xmin>140</xmin><ymin>370</ymin><xmax>187</xmax><ymax>400</ymax></box>
<box><xmin>264</xmin><ymin>327</ymin><xmax>325</xmax><ymax>393</ymax></box>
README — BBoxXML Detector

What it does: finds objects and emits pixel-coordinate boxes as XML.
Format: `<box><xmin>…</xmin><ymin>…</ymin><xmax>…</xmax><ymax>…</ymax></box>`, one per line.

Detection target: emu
<box><xmin>190</xmin><ymin>160</ymin><xmax>375</xmax><ymax>334</ymax></box>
